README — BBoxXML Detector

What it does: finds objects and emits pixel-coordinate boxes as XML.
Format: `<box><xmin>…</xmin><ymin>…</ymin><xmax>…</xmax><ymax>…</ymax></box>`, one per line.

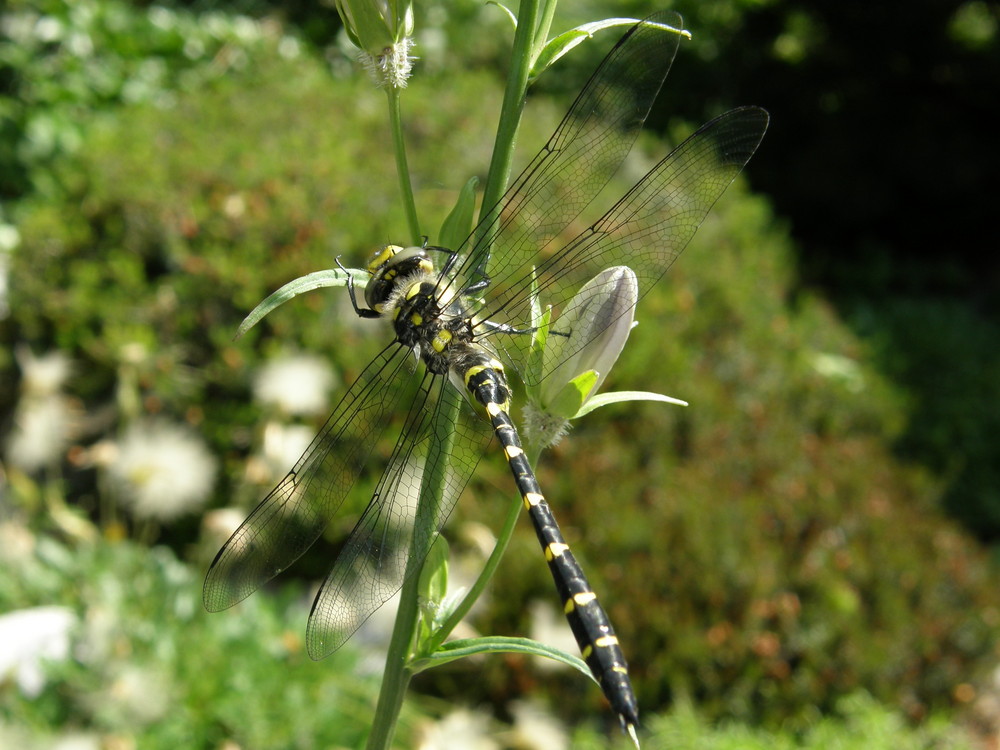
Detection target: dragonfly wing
<box><xmin>441</xmin><ymin>11</ymin><xmax>685</xmax><ymax>298</ymax></box>
<box><xmin>306</xmin><ymin>377</ymin><xmax>493</xmax><ymax>659</ymax></box>
<box><xmin>482</xmin><ymin>106</ymin><xmax>770</xmax><ymax>383</ymax></box>
<box><xmin>203</xmin><ymin>342</ymin><xmax>416</xmax><ymax>612</ymax></box>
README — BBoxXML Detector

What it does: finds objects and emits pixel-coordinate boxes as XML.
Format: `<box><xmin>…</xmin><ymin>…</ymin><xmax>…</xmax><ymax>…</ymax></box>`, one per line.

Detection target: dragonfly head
<box><xmin>363</xmin><ymin>244</ymin><xmax>435</xmax><ymax>313</ymax></box>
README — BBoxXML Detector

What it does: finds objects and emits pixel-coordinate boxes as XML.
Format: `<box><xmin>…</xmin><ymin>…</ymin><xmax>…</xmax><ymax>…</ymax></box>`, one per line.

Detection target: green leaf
<box><xmin>409</xmin><ymin>636</ymin><xmax>594</xmax><ymax>681</ymax></box>
<box><xmin>486</xmin><ymin>1</ymin><xmax>518</xmax><ymax>30</ymax></box>
<box><xmin>335</xmin><ymin>0</ymin><xmax>395</xmax><ymax>53</ymax></box>
<box><xmin>416</xmin><ymin>535</ymin><xmax>451</xmax><ymax>648</ymax></box>
<box><xmin>530</xmin><ymin>18</ymin><xmax>691</xmax><ymax>80</ymax></box>
<box><xmin>548</xmin><ymin>369</ymin><xmax>599</xmax><ymax>419</ymax></box>
<box><xmin>438</xmin><ymin>176</ymin><xmax>478</xmax><ymax>251</ymax></box>
<box><xmin>575</xmin><ymin>389</ymin><xmax>689</xmax><ymax>418</ymax></box>
<box><xmin>234</xmin><ymin>267</ymin><xmax>365</xmax><ymax>339</ymax></box>
<box><xmin>525</xmin><ymin>268</ymin><xmax>549</xmax><ymax>402</ymax></box>
<box><xmin>528</xmin><ymin>265</ymin><xmax>543</xmax><ymax>336</ymax></box>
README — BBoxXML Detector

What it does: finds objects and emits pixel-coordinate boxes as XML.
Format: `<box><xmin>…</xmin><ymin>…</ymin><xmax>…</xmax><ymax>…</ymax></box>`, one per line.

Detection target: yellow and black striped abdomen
<box><xmin>457</xmin><ymin>348</ymin><xmax>640</xmax><ymax>738</ymax></box>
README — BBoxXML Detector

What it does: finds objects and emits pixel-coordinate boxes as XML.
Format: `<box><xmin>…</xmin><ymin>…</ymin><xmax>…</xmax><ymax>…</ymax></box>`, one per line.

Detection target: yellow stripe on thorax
<box><xmin>431</xmin><ymin>329</ymin><xmax>452</xmax><ymax>352</ymax></box>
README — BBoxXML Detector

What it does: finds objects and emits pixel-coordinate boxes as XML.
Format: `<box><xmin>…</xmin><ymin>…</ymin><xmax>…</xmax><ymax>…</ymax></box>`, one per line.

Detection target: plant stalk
<box><xmin>366</xmin><ymin>385</ymin><xmax>462</xmax><ymax>750</ymax></box>
<box><xmin>386</xmin><ymin>86</ymin><xmax>422</xmax><ymax>245</ymax></box>
<box><xmin>471</xmin><ymin>0</ymin><xmax>541</xmax><ymax>271</ymax></box>
<box><xmin>367</xmin><ymin>0</ymin><xmax>550</xmax><ymax>742</ymax></box>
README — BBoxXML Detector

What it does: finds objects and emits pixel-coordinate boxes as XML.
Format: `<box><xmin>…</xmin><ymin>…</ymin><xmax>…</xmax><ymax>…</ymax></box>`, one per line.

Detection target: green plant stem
<box><xmin>366</xmin><ymin>386</ymin><xmax>463</xmax><ymax>750</ymax></box>
<box><xmin>531</xmin><ymin>0</ymin><xmax>558</xmax><ymax>62</ymax></box>
<box><xmin>472</xmin><ymin>0</ymin><xmax>541</xmax><ymax>270</ymax></box>
<box><xmin>365</xmin><ymin>85</ymin><xmax>430</xmax><ymax>750</ymax></box>
<box><xmin>386</xmin><ymin>86</ymin><xmax>422</xmax><ymax>245</ymax></box>
<box><xmin>367</xmin><ymin>1</ymin><xmax>550</xmax><ymax>743</ymax></box>
<box><xmin>365</xmin><ymin>571</ymin><xmax>415</xmax><ymax>750</ymax></box>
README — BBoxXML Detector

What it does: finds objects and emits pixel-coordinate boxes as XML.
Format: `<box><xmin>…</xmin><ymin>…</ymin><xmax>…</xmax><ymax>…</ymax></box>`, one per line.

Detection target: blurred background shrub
<box><xmin>2</xmin><ymin>0</ymin><xmax>998</xmax><ymax>747</ymax></box>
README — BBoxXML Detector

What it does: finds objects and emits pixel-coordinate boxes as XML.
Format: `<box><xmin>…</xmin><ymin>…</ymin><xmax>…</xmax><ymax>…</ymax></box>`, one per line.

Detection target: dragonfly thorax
<box><xmin>364</xmin><ymin>247</ymin><xmax>474</xmax><ymax>377</ymax></box>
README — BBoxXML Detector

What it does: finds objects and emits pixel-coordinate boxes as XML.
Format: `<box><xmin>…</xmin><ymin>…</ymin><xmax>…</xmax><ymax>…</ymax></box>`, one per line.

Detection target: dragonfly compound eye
<box><xmin>364</xmin><ymin>245</ymin><xmax>435</xmax><ymax>311</ymax></box>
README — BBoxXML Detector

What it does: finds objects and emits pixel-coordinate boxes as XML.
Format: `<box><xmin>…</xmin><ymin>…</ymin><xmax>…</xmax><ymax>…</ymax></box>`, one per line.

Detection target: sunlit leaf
<box><xmin>409</xmin><ymin>636</ymin><xmax>593</xmax><ymax>681</ymax></box>
<box><xmin>235</xmin><ymin>268</ymin><xmax>365</xmax><ymax>338</ymax></box>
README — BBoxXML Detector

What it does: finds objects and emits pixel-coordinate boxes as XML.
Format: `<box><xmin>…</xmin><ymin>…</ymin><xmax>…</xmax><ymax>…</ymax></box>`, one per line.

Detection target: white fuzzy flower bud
<box><xmin>335</xmin><ymin>0</ymin><xmax>415</xmax><ymax>88</ymax></box>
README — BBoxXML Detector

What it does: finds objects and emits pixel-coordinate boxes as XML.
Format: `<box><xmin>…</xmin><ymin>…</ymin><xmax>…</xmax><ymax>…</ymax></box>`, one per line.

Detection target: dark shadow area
<box><xmin>662</xmin><ymin>0</ymin><xmax>1000</xmax><ymax>539</ymax></box>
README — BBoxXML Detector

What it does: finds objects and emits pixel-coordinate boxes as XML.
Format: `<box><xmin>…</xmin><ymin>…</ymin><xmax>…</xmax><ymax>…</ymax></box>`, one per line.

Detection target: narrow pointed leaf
<box><xmin>409</xmin><ymin>636</ymin><xmax>593</xmax><ymax>682</ymax></box>
<box><xmin>530</xmin><ymin>18</ymin><xmax>690</xmax><ymax>80</ymax></box>
<box><xmin>235</xmin><ymin>268</ymin><xmax>364</xmax><ymax>338</ymax></box>
<box><xmin>575</xmin><ymin>389</ymin><xmax>689</xmax><ymax>418</ymax></box>
<box><xmin>486</xmin><ymin>1</ymin><xmax>517</xmax><ymax>30</ymax></box>
<box><xmin>439</xmin><ymin>176</ymin><xmax>479</xmax><ymax>250</ymax></box>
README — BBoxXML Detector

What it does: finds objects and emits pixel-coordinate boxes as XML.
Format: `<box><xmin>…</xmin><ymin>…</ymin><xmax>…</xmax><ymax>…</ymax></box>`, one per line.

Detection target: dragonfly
<box><xmin>204</xmin><ymin>10</ymin><xmax>768</xmax><ymax>743</ymax></box>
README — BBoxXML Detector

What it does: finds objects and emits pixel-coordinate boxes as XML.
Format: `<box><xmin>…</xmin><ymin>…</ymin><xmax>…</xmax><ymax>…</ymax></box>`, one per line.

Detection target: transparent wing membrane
<box><xmin>478</xmin><ymin>107</ymin><xmax>769</xmax><ymax>384</ymax></box>
<box><xmin>440</xmin><ymin>9</ymin><xmax>684</xmax><ymax>300</ymax></box>
<box><xmin>306</xmin><ymin>380</ymin><xmax>491</xmax><ymax>658</ymax></box>
<box><xmin>203</xmin><ymin>343</ymin><xmax>415</xmax><ymax>611</ymax></box>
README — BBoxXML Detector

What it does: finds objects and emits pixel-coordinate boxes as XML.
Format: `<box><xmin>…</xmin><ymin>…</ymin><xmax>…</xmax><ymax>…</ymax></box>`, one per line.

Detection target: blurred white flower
<box><xmin>103</xmin><ymin>665</ymin><xmax>172</xmax><ymax>725</ymax></box>
<box><xmin>35</xmin><ymin>16</ymin><xmax>63</xmax><ymax>43</ymax></box>
<box><xmin>0</xmin><ymin>606</ymin><xmax>76</xmax><ymax>698</ymax></box>
<box><xmin>5</xmin><ymin>348</ymin><xmax>77</xmax><ymax>472</ymax></box>
<box><xmin>0</xmin><ymin>522</ymin><xmax>35</xmax><ymax>564</ymax></box>
<box><xmin>202</xmin><ymin>508</ymin><xmax>246</xmax><ymax>550</ymax></box>
<box><xmin>74</xmin><ymin>603</ymin><xmax>122</xmax><ymax>668</ymax></box>
<box><xmin>0</xmin><ymin>220</ymin><xmax>19</xmax><ymax>319</ymax></box>
<box><xmin>253</xmin><ymin>353</ymin><xmax>336</xmax><ymax>417</ymax></box>
<box><xmin>222</xmin><ymin>192</ymin><xmax>246</xmax><ymax>218</ymax></box>
<box><xmin>509</xmin><ymin>700</ymin><xmax>569</xmax><ymax>750</ymax></box>
<box><xmin>527</xmin><ymin>600</ymin><xmax>576</xmax><ymax>673</ymax></box>
<box><xmin>6</xmin><ymin>396</ymin><xmax>75</xmax><ymax>472</ymax></box>
<box><xmin>417</xmin><ymin>707</ymin><xmax>499</xmax><ymax>750</ymax></box>
<box><xmin>17</xmin><ymin>348</ymin><xmax>71</xmax><ymax>396</ymax></box>
<box><xmin>260</xmin><ymin>422</ymin><xmax>315</xmax><ymax>478</ymax></box>
<box><xmin>47</xmin><ymin>733</ymin><xmax>101</xmax><ymax>750</ymax></box>
<box><xmin>245</xmin><ymin>420</ymin><xmax>313</xmax><ymax>488</ymax></box>
<box><xmin>109</xmin><ymin>420</ymin><xmax>217</xmax><ymax>522</ymax></box>
<box><xmin>810</xmin><ymin>351</ymin><xmax>865</xmax><ymax>393</ymax></box>
<box><xmin>278</xmin><ymin>35</ymin><xmax>301</xmax><ymax>59</ymax></box>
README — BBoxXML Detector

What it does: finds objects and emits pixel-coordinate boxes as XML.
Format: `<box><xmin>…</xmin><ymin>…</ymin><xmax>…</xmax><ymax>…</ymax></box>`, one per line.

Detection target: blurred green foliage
<box><xmin>2</xmin><ymin>0</ymin><xmax>999</xmax><ymax>746</ymax></box>
<box><xmin>0</xmin><ymin>531</ymin><xmax>415</xmax><ymax>749</ymax></box>
<box><xmin>376</xmin><ymin>0</ymin><xmax>1000</xmax><ymax>543</ymax></box>
<box><xmin>861</xmin><ymin>299</ymin><xmax>1000</xmax><ymax>538</ymax></box>
<box><xmin>0</xmin><ymin>0</ymin><xmax>297</xmax><ymax>201</ymax></box>
<box><xmin>469</xmin><ymin>162</ymin><xmax>1000</xmax><ymax>730</ymax></box>
<box><xmin>0</xmin><ymin>530</ymin><xmax>971</xmax><ymax>748</ymax></box>
<box><xmin>632</xmin><ymin>692</ymin><xmax>973</xmax><ymax>749</ymax></box>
